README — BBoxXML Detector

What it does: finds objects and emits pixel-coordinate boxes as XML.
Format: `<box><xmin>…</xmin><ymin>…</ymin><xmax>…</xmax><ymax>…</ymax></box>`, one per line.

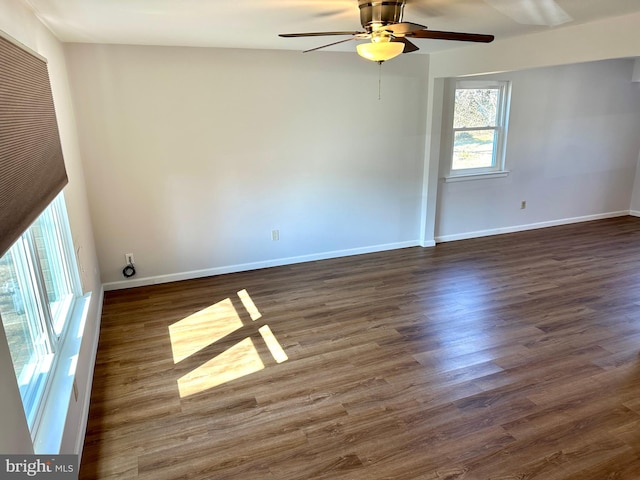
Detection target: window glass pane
<box><xmin>453</xmin><ymin>88</ymin><xmax>499</xmax><ymax>128</ymax></box>
<box><xmin>0</xmin><ymin>242</ymin><xmax>53</xmax><ymax>426</ymax></box>
<box><xmin>32</xmin><ymin>200</ymin><xmax>74</xmax><ymax>336</ymax></box>
<box><xmin>452</xmin><ymin>129</ymin><xmax>497</xmax><ymax>170</ymax></box>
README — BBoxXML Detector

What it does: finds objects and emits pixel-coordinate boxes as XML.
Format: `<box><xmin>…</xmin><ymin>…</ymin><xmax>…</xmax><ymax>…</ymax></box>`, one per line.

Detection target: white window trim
<box><xmin>33</xmin><ymin>292</ymin><xmax>91</xmax><ymax>454</ymax></box>
<box><xmin>443</xmin><ymin>170</ymin><xmax>511</xmax><ymax>183</ymax></box>
<box><xmin>31</xmin><ymin>194</ymin><xmax>85</xmax><ymax>450</ymax></box>
<box><xmin>443</xmin><ymin>79</ymin><xmax>512</xmax><ymax>181</ymax></box>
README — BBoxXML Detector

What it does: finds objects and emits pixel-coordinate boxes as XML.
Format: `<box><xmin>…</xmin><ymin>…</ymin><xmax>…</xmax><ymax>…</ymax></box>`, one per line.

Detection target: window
<box><xmin>446</xmin><ymin>80</ymin><xmax>511</xmax><ymax>180</ymax></box>
<box><xmin>0</xmin><ymin>193</ymin><xmax>80</xmax><ymax>432</ymax></box>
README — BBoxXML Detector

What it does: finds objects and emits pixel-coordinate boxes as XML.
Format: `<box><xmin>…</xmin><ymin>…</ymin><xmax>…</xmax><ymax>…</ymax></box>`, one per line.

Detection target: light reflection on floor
<box><xmin>237</xmin><ymin>288</ymin><xmax>262</xmax><ymax>321</ymax></box>
<box><xmin>258</xmin><ymin>325</ymin><xmax>288</xmax><ymax>363</ymax></box>
<box><xmin>176</xmin><ymin>337</ymin><xmax>265</xmax><ymax>397</ymax></box>
<box><xmin>169</xmin><ymin>298</ymin><xmax>243</xmax><ymax>363</ymax></box>
<box><xmin>169</xmin><ymin>290</ymin><xmax>287</xmax><ymax>398</ymax></box>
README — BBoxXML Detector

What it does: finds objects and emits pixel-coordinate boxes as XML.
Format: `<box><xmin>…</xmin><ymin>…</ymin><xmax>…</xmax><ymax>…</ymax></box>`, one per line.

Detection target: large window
<box><xmin>447</xmin><ymin>80</ymin><xmax>511</xmax><ymax>179</ymax></box>
<box><xmin>0</xmin><ymin>193</ymin><xmax>80</xmax><ymax>431</ymax></box>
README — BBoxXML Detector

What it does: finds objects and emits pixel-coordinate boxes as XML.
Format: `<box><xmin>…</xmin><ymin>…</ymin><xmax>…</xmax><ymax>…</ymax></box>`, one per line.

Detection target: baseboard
<box><xmin>630</xmin><ymin>210</ymin><xmax>640</xmax><ymax>217</ymax></box>
<box><xmin>435</xmin><ymin>211</ymin><xmax>630</xmax><ymax>243</ymax></box>
<box><xmin>103</xmin><ymin>241</ymin><xmax>420</xmax><ymax>291</ymax></box>
<box><xmin>74</xmin><ymin>286</ymin><xmax>104</xmax><ymax>461</ymax></box>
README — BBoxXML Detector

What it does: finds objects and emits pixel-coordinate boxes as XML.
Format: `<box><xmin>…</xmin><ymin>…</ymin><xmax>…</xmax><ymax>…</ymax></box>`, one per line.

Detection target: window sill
<box><xmin>32</xmin><ymin>292</ymin><xmax>92</xmax><ymax>454</ymax></box>
<box><xmin>443</xmin><ymin>170</ymin><xmax>510</xmax><ymax>183</ymax></box>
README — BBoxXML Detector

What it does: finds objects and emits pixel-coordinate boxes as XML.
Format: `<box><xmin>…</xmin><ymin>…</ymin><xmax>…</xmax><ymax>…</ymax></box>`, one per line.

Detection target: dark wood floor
<box><xmin>80</xmin><ymin>217</ymin><xmax>640</xmax><ymax>479</ymax></box>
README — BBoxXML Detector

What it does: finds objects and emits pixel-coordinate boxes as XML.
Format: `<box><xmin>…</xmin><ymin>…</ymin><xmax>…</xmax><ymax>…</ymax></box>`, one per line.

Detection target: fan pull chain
<box><xmin>378</xmin><ymin>61</ymin><xmax>382</xmax><ymax>100</ymax></box>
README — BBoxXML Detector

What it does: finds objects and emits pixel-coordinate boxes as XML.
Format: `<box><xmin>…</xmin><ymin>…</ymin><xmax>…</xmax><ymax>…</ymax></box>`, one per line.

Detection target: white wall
<box><xmin>0</xmin><ymin>0</ymin><xmax>637</xmax><ymax>460</ymax></box>
<box><xmin>631</xmin><ymin>58</ymin><xmax>640</xmax><ymax>216</ymax></box>
<box><xmin>0</xmin><ymin>0</ymin><xmax>102</xmax><ymax>456</ymax></box>
<box><xmin>631</xmin><ymin>152</ymin><xmax>640</xmax><ymax>214</ymax></box>
<box><xmin>430</xmin><ymin>12</ymin><xmax>640</xmax><ymax>78</ymax></box>
<box><xmin>420</xmin><ymin>12</ymin><xmax>640</xmax><ymax>244</ymax></box>
<box><xmin>0</xmin><ymin>317</ymin><xmax>31</xmax><ymax>453</ymax></box>
<box><xmin>435</xmin><ymin>59</ymin><xmax>640</xmax><ymax>240</ymax></box>
<box><xmin>63</xmin><ymin>44</ymin><xmax>429</xmax><ymax>287</ymax></box>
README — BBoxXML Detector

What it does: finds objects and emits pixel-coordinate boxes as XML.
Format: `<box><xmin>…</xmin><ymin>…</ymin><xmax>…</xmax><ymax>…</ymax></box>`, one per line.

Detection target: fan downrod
<box><xmin>358</xmin><ymin>0</ymin><xmax>405</xmax><ymax>32</ymax></box>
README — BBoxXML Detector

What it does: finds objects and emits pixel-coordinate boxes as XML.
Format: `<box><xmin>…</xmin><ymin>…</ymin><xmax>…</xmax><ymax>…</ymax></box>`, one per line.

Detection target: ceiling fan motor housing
<box><xmin>358</xmin><ymin>0</ymin><xmax>405</xmax><ymax>31</ymax></box>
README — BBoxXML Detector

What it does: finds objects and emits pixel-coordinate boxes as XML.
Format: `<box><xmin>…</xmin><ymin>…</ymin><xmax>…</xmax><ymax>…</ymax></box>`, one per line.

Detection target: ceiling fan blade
<box><xmin>279</xmin><ymin>31</ymin><xmax>363</xmax><ymax>38</ymax></box>
<box><xmin>483</xmin><ymin>0</ymin><xmax>572</xmax><ymax>26</ymax></box>
<box><xmin>313</xmin><ymin>9</ymin><xmax>348</xmax><ymax>18</ymax></box>
<box><xmin>277</xmin><ymin>0</ymin><xmax>354</xmax><ymax>17</ymax></box>
<box><xmin>392</xmin><ymin>37</ymin><xmax>420</xmax><ymax>53</ymax></box>
<box><xmin>382</xmin><ymin>22</ymin><xmax>429</xmax><ymax>35</ymax></box>
<box><xmin>303</xmin><ymin>37</ymin><xmax>357</xmax><ymax>53</ymax></box>
<box><xmin>409</xmin><ymin>29</ymin><xmax>495</xmax><ymax>43</ymax></box>
<box><xmin>405</xmin><ymin>2</ymin><xmax>447</xmax><ymax>18</ymax></box>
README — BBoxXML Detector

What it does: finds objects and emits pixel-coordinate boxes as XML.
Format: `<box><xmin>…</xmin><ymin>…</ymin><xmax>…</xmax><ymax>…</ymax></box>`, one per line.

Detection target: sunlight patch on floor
<box><xmin>259</xmin><ymin>325</ymin><xmax>288</xmax><ymax>363</ymax></box>
<box><xmin>169</xmin><ymin>298</ymin><xmax>243</xmax><ymax>363</ymax></box>
<box><xmin>237</xmin><ymin>288</ymin><xmax>262</xmax><ymax>321</ymax></box>
<box><xmin>177</xmin><ymin>337</ymin><xmax>264</xmax><ymax>397</ymax></box>
<box><xmin>169</xmin><ymin>289</ymin><xmax>288</xmax><ymax>397</ymax></box>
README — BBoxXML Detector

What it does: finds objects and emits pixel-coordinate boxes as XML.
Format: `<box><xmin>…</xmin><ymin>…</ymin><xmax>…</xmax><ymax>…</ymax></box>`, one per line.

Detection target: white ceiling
<box><xmin>23</xmin><ymin>0</ymin><xmax>640</xmax><ymax>54</ymax></box>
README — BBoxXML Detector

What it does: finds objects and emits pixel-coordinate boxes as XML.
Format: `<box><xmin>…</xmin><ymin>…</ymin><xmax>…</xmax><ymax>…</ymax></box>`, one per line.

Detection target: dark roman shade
<box><xmin>0</xmin><ymin>32</ymin><xmax>68</xmax><ymax>257</ymax></box>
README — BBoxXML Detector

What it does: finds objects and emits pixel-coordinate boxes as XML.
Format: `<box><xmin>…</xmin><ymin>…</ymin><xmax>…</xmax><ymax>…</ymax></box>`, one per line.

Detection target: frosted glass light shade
<box><xmin>356</xmin><ymin>41</ymin><xmax>404</xmax><ymax>62</ymax></box>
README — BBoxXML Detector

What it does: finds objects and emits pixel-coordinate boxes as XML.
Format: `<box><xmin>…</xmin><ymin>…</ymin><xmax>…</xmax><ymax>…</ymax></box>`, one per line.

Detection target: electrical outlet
<box><xmin>125</xmin><ymin>253</ymin><xmax>135</xmax><ymax>265</ymax></box>
<box><xmin>271</xmin><ymin>230</ymin><xmax>280</xmax><ymax>241</ymax></box>
<box><xmin>521</xmin><ymin>201</ymin><xmax>527</xmax><ymax>210</ymax></box>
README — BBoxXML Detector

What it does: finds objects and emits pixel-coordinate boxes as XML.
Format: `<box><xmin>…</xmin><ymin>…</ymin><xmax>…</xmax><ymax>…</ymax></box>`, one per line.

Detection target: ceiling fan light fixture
<box><xmin>356</xmin><ymin>41</ymin><xmax>404</xmax><ymax>62</ymax></box>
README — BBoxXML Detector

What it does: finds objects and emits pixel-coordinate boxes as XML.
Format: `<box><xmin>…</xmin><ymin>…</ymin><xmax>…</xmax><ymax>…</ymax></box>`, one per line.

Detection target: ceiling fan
<box><xmin>279</xmin><ymin>0</ymin><xmax>495</xmax><ymax>63</ymax></box>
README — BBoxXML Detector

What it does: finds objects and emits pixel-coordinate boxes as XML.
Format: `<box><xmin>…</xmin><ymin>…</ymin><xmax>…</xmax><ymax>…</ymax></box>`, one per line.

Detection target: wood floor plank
<box><xmin>80</xmin><ymin>216</ymin><xmax>640</xmax><ymax>479</ymax></box>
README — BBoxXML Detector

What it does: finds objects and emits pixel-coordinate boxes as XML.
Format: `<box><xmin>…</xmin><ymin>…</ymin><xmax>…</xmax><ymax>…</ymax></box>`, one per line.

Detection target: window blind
<box><xmin>0</xmin><ymin>32</ymin><xmax>68</xmax><ymax>257</ymax></box>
